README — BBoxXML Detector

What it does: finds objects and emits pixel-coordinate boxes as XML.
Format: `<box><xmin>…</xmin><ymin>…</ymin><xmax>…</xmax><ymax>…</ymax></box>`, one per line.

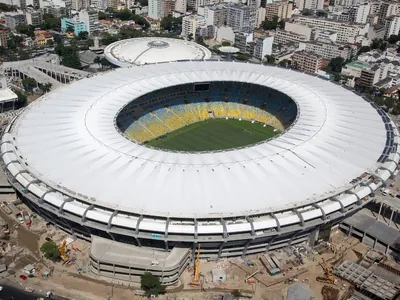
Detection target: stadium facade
<box><xmin>1</xmin><ymin>61</ymin><xmax>399</xmax><ymax>265</ymax></box>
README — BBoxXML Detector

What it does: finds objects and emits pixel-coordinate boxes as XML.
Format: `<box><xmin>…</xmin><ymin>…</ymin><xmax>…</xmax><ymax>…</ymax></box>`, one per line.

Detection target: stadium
<box><xmin>103</xmin><ymin>37</ymin><xmax>212</xmax><ymax>67</ymax></box>
<box><xmin>1</xmin><ymin>61</ymin><xmax>399</xmax><ymax>270</ymax></box>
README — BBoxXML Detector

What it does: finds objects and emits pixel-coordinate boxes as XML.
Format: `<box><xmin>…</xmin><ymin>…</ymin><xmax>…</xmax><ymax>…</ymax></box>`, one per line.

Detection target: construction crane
<box><xmin>190</xmin><ymin>245</ymin><xmax>201</xmax><ymax>286</ymax></box>
<box><xmin>316</xmin><ymin>258</ymin><xmax>337</xmax><ymax>284</ymax></box>
<box><xmin>59</xmin><ymin>240</ymin><xmax>67</xmax><ymax>261</ymax></box>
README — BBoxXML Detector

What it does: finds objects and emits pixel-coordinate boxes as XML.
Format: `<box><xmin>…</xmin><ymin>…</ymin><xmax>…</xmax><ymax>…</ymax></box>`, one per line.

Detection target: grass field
<box><xmin>146</xmin><ymin>118</ymin><xmax>279</xmax><ymax>152</ymax></box>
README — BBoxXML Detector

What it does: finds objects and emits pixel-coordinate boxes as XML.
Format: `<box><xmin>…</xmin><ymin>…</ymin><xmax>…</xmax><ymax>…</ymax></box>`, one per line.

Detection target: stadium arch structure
<box><xmin>1</xmin><ymin>61</ymin><xmax>399</xmax><ymax>263</ymax></box>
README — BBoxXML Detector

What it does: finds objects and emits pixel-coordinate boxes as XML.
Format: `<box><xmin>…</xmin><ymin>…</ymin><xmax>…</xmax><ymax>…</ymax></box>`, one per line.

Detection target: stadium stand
<box><xmin>117</xmin><ymin>81</ymin><xmax>297</xmax><ymax>143</ymax></box>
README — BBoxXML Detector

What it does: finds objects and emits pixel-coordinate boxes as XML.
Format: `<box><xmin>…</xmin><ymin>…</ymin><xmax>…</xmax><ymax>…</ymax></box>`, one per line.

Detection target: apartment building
<box><xmin>300</xmin><ymin>40</ymin><xmax>352</xmax><ymax>60</ymax></box>
<box><xmin>181</xmin><ymin>14</ymin><xmax>206</xmax><ymax>37</ymax></box>
<box><xmin>25</xmin><ymin>8</ymin><xmax>42</xmax><ymax>26</ymax></box>
<box><xmin>175</xmin><ymin>0</ymin><xmax>187</xmax><ymax>13</ymax></box>
<box><xmin>252</xmin><ymin>36</ymin><xmax>273</xmax><ymax>60</ymax></box>
<box><xmin>384</xmin><ymin>16</ymin><xmax>400</xmax><ymax>39</ymax></box>
<box><xmin>378</xmin><ymin>2</ymin><xmax>400</xmax><ymax>25</ymax></box>
<box><xmin>265</xmin><ymin>1</ymin><xmax>292</xmax><ymax>21</ymax></box>
<box><xmin>354</xmin><ymin>3</ymin><xmax>370</xmax><ymax>24</ymax></box>
<box><xmin>198</xmin><ymin>4</ymin><xmax>227</xmax><ymax>27</ymax></box>
<box><xmin>227</xmin><ymin>3</ymin><xmax>256</xmax><ymax>34</ymax></box>
<box><xmin>367</xmin><ymin>24</ymin><xmax>385</xmax><ymax>40</ymax></box>
<box><xmin>79</xmin><ymin>10</ymin><xmax>98</xmax><ymax>35</ymax></box>
<box><xmin>149</xmin><ymin>0</ymin><xmax>164</xmax><ymax>19</ymax></box>
<box><xmin>273</xmin><ymin>29</ymin><xmax>308</xmax><ymax>47</ymax></box>
<box><xmin>61</xmin><ymin>18</ymin><xmax>87</xmax><ymax>35</ymax></box>
<box><xmin>0</xmin><ymin>27</ymin><xmax>10</xmax><ymax>48</ymax></box>
<box><xmin>284</xmin><ymin>22</ymin><xmax>315</xmax><ymax>40</ymax></box>
<box><xmin>360</xmin><ymin>65</ymin><xmax>381</xmax><ymax>87</ymax></box>
<box><xmin>256</xmin><ymin>7</ymin><xmax>266</xmax><ymax>28</ymax></box>
<box><xmin>296</xmin><ymin>0</ymin><xmax>323</xmax><ymax>11</ymax></box>
<box><xmin>70</xmin><ymin>0</ymin><xmax>90</xmax><ymax>10</ymax></box>
<box><xmin>42</xmin><ymin>6</ymin><xmax>66</xmax><ymax>18</ymax></box>
<box><xmin>295</xmin><ymin>16</ymin><xmax>362</xmax><ymax>43</ymax></box>
<box><xmin>4</xmin><ymin>13</ymin><xmax>26</xmax><ymax>30</ymax></box>
<box><xmin>292</xmin><ymin>51</ymin><xmax>322</xmax><ymax>73</ymax></box>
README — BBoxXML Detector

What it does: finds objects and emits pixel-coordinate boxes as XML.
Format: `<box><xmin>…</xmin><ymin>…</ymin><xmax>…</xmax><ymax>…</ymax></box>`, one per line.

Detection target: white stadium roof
<box><xmin>103</xmin><ymin>37</ymin><xmax>212</xmax><ymax>67</ymax></box>
<box><xmin>4</xmin><ymin>61</ymin><xmax>391</xmax><ymax>219</ymax></box>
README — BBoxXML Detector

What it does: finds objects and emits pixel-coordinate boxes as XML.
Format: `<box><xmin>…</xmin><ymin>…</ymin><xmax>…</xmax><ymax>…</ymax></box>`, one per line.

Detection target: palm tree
<box><xmin>41</xmin><ymin>83</ymin><xmax>52</xmax><ymax>93</ymax></box>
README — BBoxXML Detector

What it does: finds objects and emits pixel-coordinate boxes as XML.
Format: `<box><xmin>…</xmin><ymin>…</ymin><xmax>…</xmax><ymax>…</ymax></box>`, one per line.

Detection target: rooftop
<box><xmin>0</xmin><ymin>88</ymin><xmax>17</xmax><ymax>103</ymax></box>
<box><xmin>104</xmin><ymin>37</ymin><xmax>212</xmax><ymax>67</ymax></box>
<box><xmin>346</xmin><ymin>61</ymin><xmax>369</xmax><ymax>69</ymax></box>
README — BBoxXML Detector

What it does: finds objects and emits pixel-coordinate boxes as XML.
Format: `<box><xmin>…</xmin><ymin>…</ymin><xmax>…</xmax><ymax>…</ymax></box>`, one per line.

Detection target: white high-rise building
<box><xmin>226</xmin><ymin>3</ymin><xmax>256</xmax><ymax>34</ymax></box>
<box><xmin>181</xmin><ymin>14</ymin><xmax>206</xmax><ymax>37</ymax></box>
<box><xmin>79</xmin><ymin>10</ymin><xmax>99</xmax><ymax>35</ymax></box>
<box><xmin>175</xmin><ymin>0</ymin><xmax>187</xmax><ymax>13</ymax></box>
<box><xmin>355</xmin><ymin>3</ymin><xmax>370</xmax><ymax>24</ymax></box>
<box><xmin>384</xmin><ymin>15</ymin><xmax>400</xmax><ymax>39</ymax></box>
<box><xmin>296</xmin><ymin>0</ymin><xmax>323</xmax><ymax>11</ymax></box>
<box><xmin>149</xmin><ymin>0</ymin><xmax>164</xmax><ymax>19</ymax></box>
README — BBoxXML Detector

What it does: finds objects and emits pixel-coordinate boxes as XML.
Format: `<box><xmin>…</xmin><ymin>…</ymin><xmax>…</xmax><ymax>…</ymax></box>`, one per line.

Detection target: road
<box><xmin>0</xmin><ymin>284</ymin><xmax>69</xmax><ymax>300</ymax></box>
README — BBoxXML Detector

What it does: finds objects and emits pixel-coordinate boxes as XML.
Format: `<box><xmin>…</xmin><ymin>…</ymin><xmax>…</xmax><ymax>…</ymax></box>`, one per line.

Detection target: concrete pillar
<box><xmin>362</xmin><ymin>231</ymin><xmax>366</xmax><ymax>243</ymax></box>
<box><xmin>373</xmin><ymin>238</ymin><xmax>378</xmax><ymax>249</ymax></box>
<box><xmin>389</xmin><ymin>209</ymin><xmax>395</xmax><ymax>227</ymax></box>
<box><xmin>377</xmin><ymin>202</ymin><xmax>384</xmax><ymax>220</ymax></box>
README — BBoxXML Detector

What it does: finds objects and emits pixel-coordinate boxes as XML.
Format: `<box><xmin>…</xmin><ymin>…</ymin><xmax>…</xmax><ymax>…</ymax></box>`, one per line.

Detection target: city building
<box><xmin>295</xmin><ymin>0</ymin><xmax>323</xmax><ymax>11</ymax></box>
<box><xmin>78</xmin><ymin>10</ymin><xmax>99</xmax><ymax>35</ymax></box>
<box><xmin>148</xmin><ymin>0</ymin><xmax>164</xmax><ymax>19</ymax></box>
<box><xmin>175</xmin><ymin>0</ymin><xmax>187</xmax><ymax>13</ymax></box>
<box><xmin>378</xmin><ymin>2</ymin><xmax>400</xmax><ymax>25</ymax></box>
<box><xmin>234</xmin><ymin>31</ymin><xmax>253</xmax><ymax>53</ymax></box>
<box><xmin>198</xmin><ymin>4</ymin><xmax>227</xmax><ymax>27</ymax></box>
<box><xmin>252</xmin><ymin>35</ymin><xmax>273</xmax><ymax>60</ymax></box>
<box><xmin>181</xmin><ymin>14</ymin><xmax>206</xmax><ymax>37</ymax></box>
<box><xmin>164</xmin><ymin>0</ymin><xmax>175</xmax><ymax>17</ymax></box>
<box><xmin>315</xmin><ymin>30</ymin><xmax>337</xmax><ymax>43</ymax></box>
<box><xmin>299</xmin><ymin>40</ymin><xmax>352</xmax><ymax>60</ymax></box>
<box><xmin>61</xmin><ymin>18</ymin><xmax>87</xmax><ymax>35</ymax></box>
<box><xmin>0</xmin><ymin>77</ymin><xmax>17</xmax><ymax>112</ymax></box>
<box><xmin>265</xmin><ymin>1</ymin><xmax>292</xmax><ymax>21</ymax></box>
<box><xmin>34</xmin><ymin>30</ymin><xmax>53</xmax><ymax>46</ymax></box>
<box><xmin>292</xmin><ymin>50</ymin><xmax>322</xmax><ymax>73</ymax></box>
<box><xmin>0</xmin><ymin>27</ymin><xmax>10</xmax><ymax>48</ymax></box>
<box><xmin>284</xmin><ymin>22</ymin><xmax>315</xmax><ymax>40</ymax></box>
<box><xmin>273</xmin><ymin>29</ymin><xmax>308</xmax><ymax>47</ymax></box>
<box><xmin>294</xmin><ymin>16</ymin><xmax>364</xmax><ymax>43</ymax></box>
<box><xmin>25</xmin><ymin>8</ymin><xmax>42</xmax><ymax>26</ymax></box>
<box><xmin>341</xmin><ymin>61</ymin><xmax>369</xmax><ymax>78</ymax></box>
<box><xmin>4</xmin><ymin>12</ymin><xmax>26</xmax><ymax>30</ymax></box>
<box><xmin>367</xmin><ymin>24</ymin><xmax>386</xmax><ymax>40</ymax></box>
<box><xmin>354</xmin><ymin>3</ymin><xmax>370</xmax><ymax>24</ymax></box>
<box><xmin>41</xmin><ymin>6</ymin><xmax>66</xmax><ymax>19</ymax></box>
<box><xmin>360</xmin><ymin>65</ymin><xmax>381</xmax><ymax>87</ymax></box>
<box><xmin>227</xmin><ymin>3</ymin><xmax>257</xmax><ymax>34</ymax></box>
<box><xmin>70</xmin><ymin>0</ymin><xmax>90</xmax><ymax>10</ymax></box>
<box><xmin>384</xmin><ymin>16</ymin><xmax>400</xmax><ymax>39</ymax></box>
<box><xmin>256</xmin><ymin>7</ymin><xmax>266</xmax><ymax>28</ymax></box>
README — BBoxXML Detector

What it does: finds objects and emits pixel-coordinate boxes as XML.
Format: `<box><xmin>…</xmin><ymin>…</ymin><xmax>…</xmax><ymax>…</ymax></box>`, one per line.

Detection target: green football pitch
<box><xmin>146</xmin><ymin>118</ymin><xmax>279</xmax><ymax>152</ymax></box>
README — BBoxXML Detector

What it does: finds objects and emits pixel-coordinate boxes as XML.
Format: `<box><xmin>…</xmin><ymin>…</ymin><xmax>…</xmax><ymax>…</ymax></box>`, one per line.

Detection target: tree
<box><xmin>40</xmin><ymin>83</ymin><xmax>52</xmax><ymax>93</ymax></box>
<box><xmin>40</xmin><ymin>241</ymin><xmax>60</xmax><ymax>261</ymax></box>
<box><xmin>264</xmin><ymin>55</ymin><xmax>275</xmax><ymax>64</ymax></box>
<box><xmin>222</xmin><ymin>41</ymin><xmax>231</xmax><ymax>46</ymax></box>
<box><xmin>327</xmin><ymin>56</ymin><xmax>345</xmax><ymax>73</ymax></box>
<box><xmin>392</xmin><ymin>104</ymin><xmax>400</xmax><ymax>115</ymax></box>
<box><xmin>262</xmin><ymin>15</ymin><xmax>279</xmax><ymax>30</ymax></box>
<box><xmin>236</xmin><ymin>54</ymin><xmax>249</xmax><ymax>61</ymax></box>
<box><xmin>77</xmin><ymin>31</ymin><xmax>88</xmax><ymax>40</ymax></box>
<box><xmin>98</xmin><ymin>11</ymin><xmax>108</xmax><ymax>20</ymax></box>
<box><xmin>41</xmin><ymin>13</ymin><xmax>61</xmax><ymax>30</ymax></box>
<box><xmin>385</xmin><ymin>97</ymin><xmax>395</xmax><ymax>109</ymax></box>
<box><xmin>100</xmin><ymin>57</ymin><xmax>111</xmax><ymax>69</ymax></box>
<box><xmin>14</xmin><ymin>91</ymin><xmax>27</xmax><ymax>108</ymax></box>
<box><xmin>388</xmin><ymin>35</ymin><xmax>400</xmax><ymax>44</ymax></box>
<box><xmin>140</xmin><ymin>272</ymin><xmax>165</xmax><ymax>297</ymax></box>
<box><xmin>66</xmin><ymin>26</ymin><xmax>74</xmax><ymax>33</ymax></box>
<box><xmin>160</xmin><ymin>15</ymin><xmax>182</xmax><ymax>32</ymax></box>
<box><xmin>302</xmin><ymin>9</ymin><xmax>313</xmax><ymax>16</ymax></box>
<box><xmin>357</xmin><ymin>46</ymin><xmax>370</xmax><ymax>55</ymax></box>
<box><xmin>15</xmin><ymin>24</ymin><xmax>35</xmax><ymax>37</ymax></box>
<box><xmin>232</xmin><ymin>289</ymin><xmax>241</xmax><ymax>298</ymax></box>
<box><xmin>22</xmin><ymin>77</ymin><xmax>37</xmax><ymax>92</ymax></box>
